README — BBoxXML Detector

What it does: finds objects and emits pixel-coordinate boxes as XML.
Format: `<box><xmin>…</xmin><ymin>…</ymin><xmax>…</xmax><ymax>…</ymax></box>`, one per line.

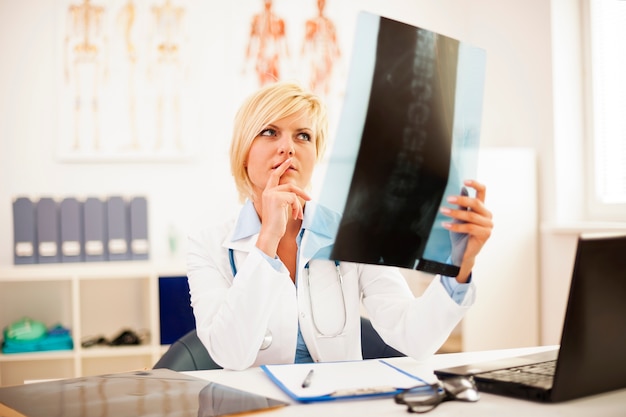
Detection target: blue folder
<box><xmin>12</xmin><ymin>197</ymin><xmax>37</xmax><ymax>264</ymax></box>
<box><xmin>106</xmin><ymin>196</ymin><xmax>130</xmax><ymax>261</ymax></box>
<box><xmin>83</xmin><ymin>197</ymin><xmax>107</xmax><ymax>262</ymax></box>
<box><xmin>129</xmin><ymin>196</ymin><xmax>149</xmax><ymax>260</ymax></box>
<box><xmin>60</xmin><ymin>197</ymin><xmax>84</xmax><ymax>262</ymax></box>
<box><xmin>36</xmin><ymin>197</ymin><xmax>60</xmax><ymax>264</ymax></box>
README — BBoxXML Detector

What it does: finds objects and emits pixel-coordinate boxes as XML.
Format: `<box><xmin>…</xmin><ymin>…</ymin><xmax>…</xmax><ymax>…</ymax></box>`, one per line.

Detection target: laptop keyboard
<box><xmin>477</xmin><ymin>360</ymin><xmax>556</xmax><ymax>389</ymax></box>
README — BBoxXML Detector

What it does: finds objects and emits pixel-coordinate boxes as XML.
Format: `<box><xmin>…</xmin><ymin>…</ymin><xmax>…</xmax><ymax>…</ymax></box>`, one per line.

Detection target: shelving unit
<box><xmin>0</xmin><ymin>261</ymin><xmax>186</xmax><ymax>387</ymax></box>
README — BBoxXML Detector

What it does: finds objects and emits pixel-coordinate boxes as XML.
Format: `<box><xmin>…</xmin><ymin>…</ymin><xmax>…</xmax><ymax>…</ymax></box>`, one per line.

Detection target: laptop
<box><xmin>435</xmin><ymin>233</ymin><xmax>626</xmax><ymax>402</ymax></box>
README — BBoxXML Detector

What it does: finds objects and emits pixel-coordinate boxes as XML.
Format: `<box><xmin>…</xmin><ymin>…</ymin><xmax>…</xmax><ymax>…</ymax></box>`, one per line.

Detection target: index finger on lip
<box><xmin>267</xmin><ymin>158</ymin><xmax>292</xmax><ymax>188</ymax></box>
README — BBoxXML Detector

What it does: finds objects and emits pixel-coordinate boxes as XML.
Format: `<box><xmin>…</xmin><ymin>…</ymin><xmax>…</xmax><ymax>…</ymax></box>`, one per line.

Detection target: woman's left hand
<box><xmin>439</xmin><ymin>179</ymin><xmax>493</xmax><ymax>283</ymax></box>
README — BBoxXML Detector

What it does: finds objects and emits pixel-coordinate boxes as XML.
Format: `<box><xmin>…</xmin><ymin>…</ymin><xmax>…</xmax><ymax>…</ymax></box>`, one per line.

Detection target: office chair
<box><xmin>153</xmin><ymin>317</ymin><xmax>404</xmax><ymax>371</ymax></box>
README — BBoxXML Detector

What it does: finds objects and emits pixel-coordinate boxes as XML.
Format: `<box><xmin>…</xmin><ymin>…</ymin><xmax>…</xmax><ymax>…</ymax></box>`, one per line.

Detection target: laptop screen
<box><xmin>552</xmin><ymin>233</ymin><xmax>626</xmax><ymax>401</ymax></box>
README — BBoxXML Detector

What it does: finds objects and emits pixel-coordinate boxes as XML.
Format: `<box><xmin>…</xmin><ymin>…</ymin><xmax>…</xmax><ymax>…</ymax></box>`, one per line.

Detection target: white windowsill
<box><xmin>541</xmin><ymin>221</ymin><xmax>626</xmax><ymax>235</ymax></box>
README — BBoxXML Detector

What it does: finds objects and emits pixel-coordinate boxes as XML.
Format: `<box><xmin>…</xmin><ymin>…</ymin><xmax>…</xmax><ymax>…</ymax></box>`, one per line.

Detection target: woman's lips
<box><xmin>272</xmin><ymin>161</ymin><xmax>296</xmax><ymax>170</ymax></box>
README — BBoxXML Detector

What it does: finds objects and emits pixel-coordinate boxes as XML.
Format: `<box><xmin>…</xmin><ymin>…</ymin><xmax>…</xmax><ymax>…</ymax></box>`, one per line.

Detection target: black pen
<box><xmin>301</xmin><ymin>369</ymin><xmax>314</xmax><ymax>388</ymax></box>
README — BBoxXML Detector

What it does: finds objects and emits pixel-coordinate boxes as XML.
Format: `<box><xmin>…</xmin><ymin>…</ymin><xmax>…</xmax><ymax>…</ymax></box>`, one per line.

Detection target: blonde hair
<box><xmin>230</xmin><ymin>81</ymin><xmax>328</xmax><ymax>203</ymax></box>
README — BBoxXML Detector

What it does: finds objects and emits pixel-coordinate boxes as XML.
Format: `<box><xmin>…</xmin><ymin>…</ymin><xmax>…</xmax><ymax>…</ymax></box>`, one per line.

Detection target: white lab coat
<box><xmin>187</xmin><ymin>201</ymin><xmax>475</xmax><ymax>370</ymax></box>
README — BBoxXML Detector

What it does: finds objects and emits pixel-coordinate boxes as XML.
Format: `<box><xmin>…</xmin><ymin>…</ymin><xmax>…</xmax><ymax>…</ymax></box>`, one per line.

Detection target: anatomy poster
<box><xmin>232</xmin><ymin>0</ymin><xmax>352</xmax><ymax>135</ymax></box>
<box><xmin>58</xmin><ymin>0</ymin><xmax>195</xmax><ymax>161</ymax></box>
<box><xmin>57</xmin><ymin>0</ymin><xmax>356</xmax><ymax>161</ymax></box>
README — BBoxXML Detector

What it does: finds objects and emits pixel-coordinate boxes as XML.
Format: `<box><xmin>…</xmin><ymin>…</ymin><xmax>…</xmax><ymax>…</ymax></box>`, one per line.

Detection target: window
<box><xmin>586</xmin><ymin>0</ymin><xmax>626</xmax><ymax>220</ymax></box>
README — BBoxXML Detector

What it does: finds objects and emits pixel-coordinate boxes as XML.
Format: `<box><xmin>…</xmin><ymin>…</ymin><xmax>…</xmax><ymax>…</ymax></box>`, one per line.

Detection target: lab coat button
<box><xmin>259</xmin><ymin>329</ymin><xmax>272</xmax><ymax>350</ymax></box>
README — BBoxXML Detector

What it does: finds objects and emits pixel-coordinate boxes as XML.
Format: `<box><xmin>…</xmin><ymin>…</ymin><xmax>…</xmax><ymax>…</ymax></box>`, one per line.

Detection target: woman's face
<box><xmin>246</xmin><ymin>110</ymin><xmax>317</xmax><ymax>199</ymax></box>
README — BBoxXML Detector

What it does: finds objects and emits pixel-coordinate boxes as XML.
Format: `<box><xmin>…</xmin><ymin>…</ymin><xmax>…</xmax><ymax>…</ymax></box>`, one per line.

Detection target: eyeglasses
<box><xmin>394</xmin><ymin>376</ymin><xmax>480</xmax><ymax>413</ymax></box>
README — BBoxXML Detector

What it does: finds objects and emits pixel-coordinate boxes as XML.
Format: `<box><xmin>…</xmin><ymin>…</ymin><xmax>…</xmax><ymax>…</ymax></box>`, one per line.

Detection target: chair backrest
<box><xmin>360</xmin><ymin>317</ymin><xmax>404</xmax><ymax>360</ymax></box>
<box><xmin>153</xmin><ymin>328</ymin><xmax>221</xmax><ymax>371</ymax></box>
<box><xmin>153</xmin><ymin>317</ymin><xmax>404</xmax><ymax>371</ymax></box>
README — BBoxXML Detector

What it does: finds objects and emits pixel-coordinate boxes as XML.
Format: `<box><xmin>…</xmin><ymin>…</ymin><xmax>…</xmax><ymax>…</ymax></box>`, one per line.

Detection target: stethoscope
<box><xmin>228</xmin><ymin>248</ymin><xmax>348</xmax><ymax>350</ymax></box>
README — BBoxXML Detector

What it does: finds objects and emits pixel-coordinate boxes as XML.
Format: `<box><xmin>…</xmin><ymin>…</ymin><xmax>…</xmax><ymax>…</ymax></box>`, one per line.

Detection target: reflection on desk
<box><xmin>185</xmin><ymin>346</ymin><xmax>626</xmax><ymax>417</ymax></box>
<box><xmin>0</xmin><ymin>368</ymin><xmax>288</xmax><ymax>417</ymax></box>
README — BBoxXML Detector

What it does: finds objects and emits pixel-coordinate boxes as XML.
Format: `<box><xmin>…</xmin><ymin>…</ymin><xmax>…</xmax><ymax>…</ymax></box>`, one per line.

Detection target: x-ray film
<box><xmin>317</xmin><ymin>12</ymin><xmax>486</xmax><ymax>276</ymax></box>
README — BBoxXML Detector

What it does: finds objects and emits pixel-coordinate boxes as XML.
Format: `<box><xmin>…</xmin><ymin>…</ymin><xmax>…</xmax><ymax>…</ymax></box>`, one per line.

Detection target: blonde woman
<box><xmin>187</xmin><ymin>81</ymin><xmax>493</xmax><ymax>370</ymax></box>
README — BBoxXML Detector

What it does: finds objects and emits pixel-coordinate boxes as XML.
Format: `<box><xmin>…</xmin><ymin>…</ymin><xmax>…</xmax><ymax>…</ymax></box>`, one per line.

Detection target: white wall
<box><xmin>1</xmin><ymin>0</ymin><xmax>559</xmax><ymax>346</ymax></box>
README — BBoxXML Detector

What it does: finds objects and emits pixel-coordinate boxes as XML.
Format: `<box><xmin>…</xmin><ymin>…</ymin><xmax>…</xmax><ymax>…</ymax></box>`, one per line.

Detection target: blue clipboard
<box><xmin>260</xmin><ymin>359</ymin><xmax>433</xmax><ymax>403</ymax></box>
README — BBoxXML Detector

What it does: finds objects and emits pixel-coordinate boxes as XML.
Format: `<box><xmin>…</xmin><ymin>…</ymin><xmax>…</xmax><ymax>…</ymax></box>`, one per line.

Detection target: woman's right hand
<box><xmin>255</xmin><ymin>158</ymin><xmax>311</xmax><ymax>257</ymax></box>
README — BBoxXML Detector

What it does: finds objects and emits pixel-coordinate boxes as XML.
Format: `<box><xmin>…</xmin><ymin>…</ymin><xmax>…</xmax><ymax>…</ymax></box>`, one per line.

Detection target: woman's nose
<box><xmin>278</xmin><ymin>138</ymin><xmax>295</xmax><ymax>155</ymax></box>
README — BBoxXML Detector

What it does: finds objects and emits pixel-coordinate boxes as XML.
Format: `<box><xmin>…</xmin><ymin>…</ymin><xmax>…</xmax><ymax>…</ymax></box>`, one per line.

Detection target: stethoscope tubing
<box><xmin>227</xmin><ymin>248</ymin><xmax>347</xmax><ymax>340</ymax></box>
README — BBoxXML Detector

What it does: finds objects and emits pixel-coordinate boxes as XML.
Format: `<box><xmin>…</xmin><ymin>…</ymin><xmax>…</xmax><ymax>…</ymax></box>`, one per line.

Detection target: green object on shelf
<box><xmin>4</xmin><ymin>317</ymin><xmax>46</xmax><ymax>341</ymax></box>
<box><xmin>2</xmin><ymin>319</ymin><xmax>73</xmax><ymax>354</ymax></box>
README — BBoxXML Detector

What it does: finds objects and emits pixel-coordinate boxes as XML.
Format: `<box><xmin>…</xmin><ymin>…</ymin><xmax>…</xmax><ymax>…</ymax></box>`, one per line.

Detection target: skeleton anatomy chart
<box><xmin>59</xmin><ymin>0</ymin><xmax>191</xmax><ymax>160</ymax></box>
<box><xmin>63</xmin><ymin>0</ymin><xmax>107</xmax><ymax>152</ymax></box>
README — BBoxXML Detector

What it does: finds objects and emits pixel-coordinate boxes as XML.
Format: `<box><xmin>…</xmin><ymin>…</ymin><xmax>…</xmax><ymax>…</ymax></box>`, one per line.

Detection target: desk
<box><xmin>186</xmin><ymin>346</ymin><xmax>626</xmax><ymax>417</ymax></box>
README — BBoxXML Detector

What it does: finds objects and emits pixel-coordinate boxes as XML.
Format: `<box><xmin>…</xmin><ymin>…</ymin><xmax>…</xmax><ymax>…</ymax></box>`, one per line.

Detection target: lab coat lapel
<box><xmin>220</xmin><ymin>200</ymin><xmax>262</xmax><ymax>276</ymax></box>
<box><xmin>222</xmin><ymin>200</ymin><xmax>261</xmax><ymax>253</ymax></box>
<box><xmin>223</xmin><ymin>234</ymin><xmax>257</xmax><ymax>253</ymax></box>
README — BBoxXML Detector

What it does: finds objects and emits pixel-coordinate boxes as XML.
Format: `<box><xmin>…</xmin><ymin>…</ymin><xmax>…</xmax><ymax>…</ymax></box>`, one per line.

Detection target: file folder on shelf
<box><xmin>60</xmin><ymin>197</ymin><xmax>84</xmax><ymax>262</ymax></box>
<box><xmin>12</xmin><ymin>197</ymin><xmax>37</xmax><ymax>264</ymax></box>
<box><xmin>261</xmin><ymin>359</ymin><xmax>433</xmax><ymax>403</ymax></box>
<box><xmin>106</xmin><ymin>196</ymin><xmax>130</xmax><ymax>261</ymax></box>
<box><xmin>83</xmin><ymin>197</ymin><xmax>107</xmax><ymax>262</ymax></box>
<box><xmin>36</xmin><ymin>197</ymin><xmax>60</xmax><ymax>264</ymax></box>
<box><xmin>129</xmin><ymin>196</ymin><xmax>149</xmax><ymax>260</ymax></box>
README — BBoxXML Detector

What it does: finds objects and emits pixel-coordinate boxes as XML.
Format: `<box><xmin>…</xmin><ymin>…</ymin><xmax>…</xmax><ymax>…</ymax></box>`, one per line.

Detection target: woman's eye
<box><xmin>260</xmin><ymin>128</ymin><xmax>276</xmax><ymax>137</ymax></box>
<box><xmin>297</xmin><ymin>132</ymin><xmax>311</xmax><ymax>141</ymax></box>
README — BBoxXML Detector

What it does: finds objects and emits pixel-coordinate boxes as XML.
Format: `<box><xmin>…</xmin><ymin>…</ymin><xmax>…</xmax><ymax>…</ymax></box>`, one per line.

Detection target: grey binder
<box><xmin>106</xmin><ymin>196</ymin><xmax>130</xmax><ymax>261</ymax></box>
<box><xmin>36</xmin><ymin>197</ymin><xmax>60</xmax><ymax>264</ymax></box>
<box><xmin>12</xmin><ymin>197</ymin><xmax>37</xmax><ymax>264</ymax></box>
<box><xmin>129</xmin><ymin>196</ymin><xmax>149</xmax><ymax>260</ymax></box>
<box><xmin>60</xmin><ymin>197</ymin><xmax>84</xmax><ymax>263</ymax></box>
<box><xmin>83</xmin><ymin>197</ymin><xmax>107</xmax><ymax>262</ymax></box>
